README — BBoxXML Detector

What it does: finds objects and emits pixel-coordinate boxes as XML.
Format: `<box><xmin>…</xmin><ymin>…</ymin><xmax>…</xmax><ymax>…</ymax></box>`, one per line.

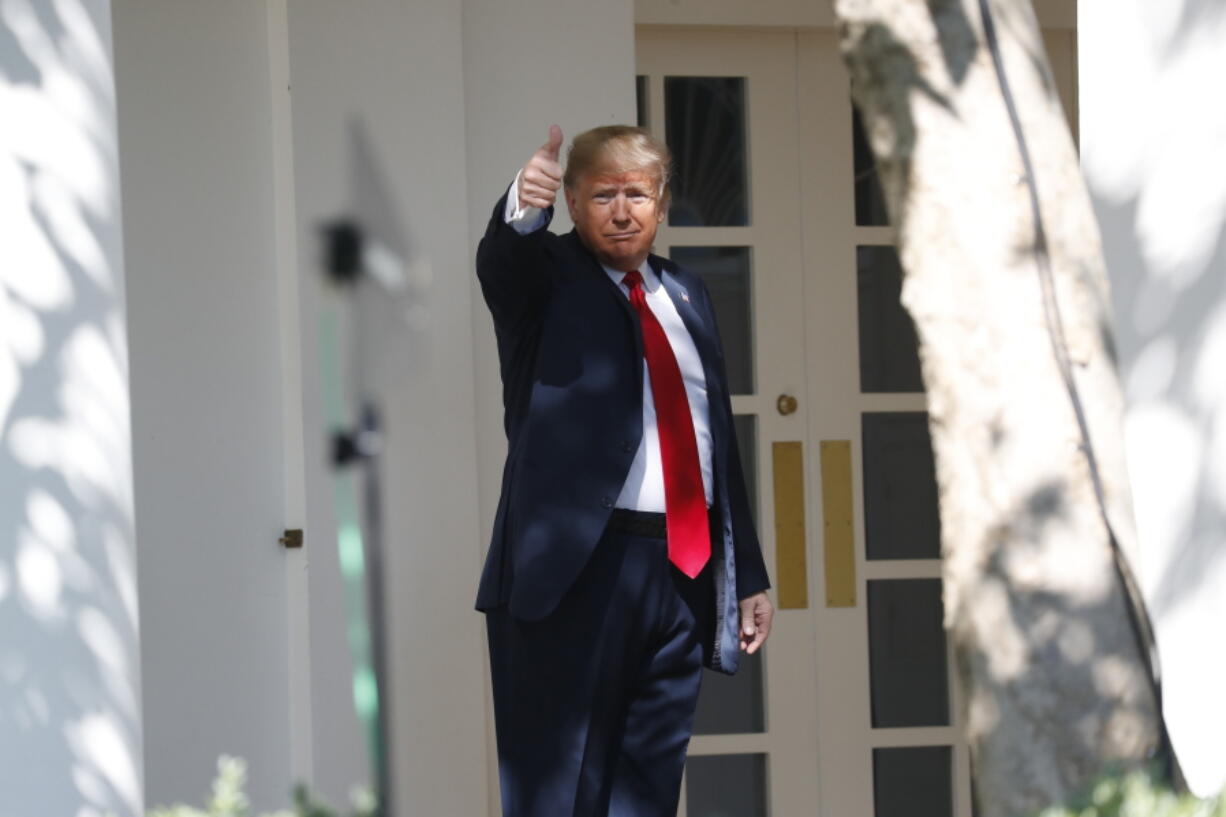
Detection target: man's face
<box><xmin>566</xmin><ymin>168</ymin><xmax>666</xmax><ymax>273</ymax></box>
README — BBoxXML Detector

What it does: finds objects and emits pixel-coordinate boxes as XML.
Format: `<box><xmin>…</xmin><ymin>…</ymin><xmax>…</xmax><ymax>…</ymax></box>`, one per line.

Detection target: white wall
<box><xmin>283</xmin><ymin>1</ymin><xmax>487</xmax><ymax>814</ymax></box>
<box><xmin>105</xmin><ymin>1</ymin><xmax>635</xmax><ymax>814</ymax></box>
<box><xmin>283</xmin><ymin>2</ymin><xmax>640</xmax><ymax>813</ymax></box>
<box><xmin>113</xmin><ymin>0</ymin><xmax>304</xmax><ymax>810</ymax></box>
<box><xmin>459</xmin><ymin>5</ymin><xmax>636</xmax><ymax>808</ymax></box>
<box><xmin>1</xmin><ymin>1</ymin><xmax>142</xmax><ymax>815</ymax></box>
<box><xmin>1080</xmin><ymin>0</ymin><xmax>1226</xmax><ymax>797</ymax></box>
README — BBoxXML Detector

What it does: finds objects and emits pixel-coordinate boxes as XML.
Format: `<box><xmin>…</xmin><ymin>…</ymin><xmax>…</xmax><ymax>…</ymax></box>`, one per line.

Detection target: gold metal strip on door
<box><xmin>772</xmin><ymin>441</ymin><xmax>809</xmax><ymax>609</ymax></box>
<box><xmin>820</xmin><ymin>440</ymin><xmax>856</xmax><ymax>607</ymax></box>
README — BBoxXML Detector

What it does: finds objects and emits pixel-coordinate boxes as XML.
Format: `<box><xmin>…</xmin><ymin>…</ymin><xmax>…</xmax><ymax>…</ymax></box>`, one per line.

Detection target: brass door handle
<box><xmin>777</xmin><ymin>394</ymin><xmax>799</xmax><ymax>415</ymax></box>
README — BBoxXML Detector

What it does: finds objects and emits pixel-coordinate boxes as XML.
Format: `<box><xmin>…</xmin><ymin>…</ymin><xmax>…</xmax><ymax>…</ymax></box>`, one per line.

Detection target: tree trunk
<box><xmin>830</xmin><ymin>1</ymin><xmax>1162</xmax><ymax>814</ymax></box>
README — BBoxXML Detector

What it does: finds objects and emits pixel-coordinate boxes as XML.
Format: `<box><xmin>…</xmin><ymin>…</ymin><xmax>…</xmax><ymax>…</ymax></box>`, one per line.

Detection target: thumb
<box><xmin>741</xmin><ymin>607</ymin><xmax>756</xmax><ymax>636</ymax></box>
<box><xmin>541</xmin><ymin>124</ymin><xmax>563</xmax><ymax>160</ymax></box>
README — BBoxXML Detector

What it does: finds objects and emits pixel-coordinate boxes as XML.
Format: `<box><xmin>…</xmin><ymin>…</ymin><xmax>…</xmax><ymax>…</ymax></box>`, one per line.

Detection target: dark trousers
<box><xmin>486</xmin><ymin>523</ymin><xmax>713</xmax><ymax>817</ymax></box>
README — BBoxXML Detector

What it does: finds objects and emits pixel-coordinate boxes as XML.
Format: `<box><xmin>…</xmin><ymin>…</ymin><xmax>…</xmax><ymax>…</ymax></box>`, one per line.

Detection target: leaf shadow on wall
<box><xmin>1</xmin><ymin>2</ymin><xmax>142</xmax><ymax>816</ymax></box>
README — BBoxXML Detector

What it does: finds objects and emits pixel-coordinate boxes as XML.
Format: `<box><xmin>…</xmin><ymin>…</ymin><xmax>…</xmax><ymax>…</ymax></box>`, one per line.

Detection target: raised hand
<box><xmin>518</xmin><ymin>124</ymin><xmax>564</xmax><ymax>210</ymax></box>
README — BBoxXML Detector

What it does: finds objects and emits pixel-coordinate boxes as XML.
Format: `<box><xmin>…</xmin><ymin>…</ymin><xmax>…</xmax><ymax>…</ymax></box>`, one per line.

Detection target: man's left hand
<box><xmin>738</xmin><ymin>592</ymin><xmax>774</xmax><ymax>654</ymax></box>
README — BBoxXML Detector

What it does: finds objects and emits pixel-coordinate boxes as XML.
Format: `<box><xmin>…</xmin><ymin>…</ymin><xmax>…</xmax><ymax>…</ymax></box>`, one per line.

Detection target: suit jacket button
<box><xmin>601</xmin><ymin>496</ymin><xmax>614</xmax><ymax>509</ymax></box>
<box><xmin>620</xmin><ymin>440</ymin><xmax>634</xmax><ymax>453</ymax></box>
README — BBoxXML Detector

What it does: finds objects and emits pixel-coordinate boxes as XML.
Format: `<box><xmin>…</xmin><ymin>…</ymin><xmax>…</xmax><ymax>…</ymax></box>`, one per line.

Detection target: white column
<box><xmin>0</xmin><ymin>1</ymin><xmax>143</xmax><ymax>816</ymax></box>
<box><xmin>1080</xmin><ymin>0</ymin><xmax>1226</xmax><ymax>797</ymax></box>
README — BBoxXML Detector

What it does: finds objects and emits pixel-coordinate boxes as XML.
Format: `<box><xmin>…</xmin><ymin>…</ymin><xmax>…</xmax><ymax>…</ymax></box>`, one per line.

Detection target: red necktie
<box><xmin>623</xmin><ymin>270</ymin><xmax>711</xmax><ymax>578</ymax></box>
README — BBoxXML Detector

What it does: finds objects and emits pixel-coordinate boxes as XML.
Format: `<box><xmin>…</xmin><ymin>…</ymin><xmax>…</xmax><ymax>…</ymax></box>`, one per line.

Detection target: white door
<box><xmin>638</xmin><ymin>25</ymin><xmax>824</xmax><ymax>817</ymax></box>
<box><xmin>793</xmin><ymin>29</ymin><xmax>973</xmax><ymax>817</ymax></box>
<box><xmin>636</xmin><ymin>24</ymin><xmax>1089</xmax><ymax>816</ymax></box>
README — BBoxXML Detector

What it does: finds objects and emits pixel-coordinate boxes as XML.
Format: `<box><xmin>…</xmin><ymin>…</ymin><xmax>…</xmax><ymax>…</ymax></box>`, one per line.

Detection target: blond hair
<box><xmin>564</xmin><ymin>125</ymin><xmax>672</xmax><ymax>206</ymax></box>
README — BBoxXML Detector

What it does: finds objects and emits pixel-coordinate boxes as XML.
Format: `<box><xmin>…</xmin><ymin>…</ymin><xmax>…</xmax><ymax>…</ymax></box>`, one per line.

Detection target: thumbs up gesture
<box><xmin>518</xmin><ymin>125</ymin><xmax>564</xmax><ymax>210</ymax></box>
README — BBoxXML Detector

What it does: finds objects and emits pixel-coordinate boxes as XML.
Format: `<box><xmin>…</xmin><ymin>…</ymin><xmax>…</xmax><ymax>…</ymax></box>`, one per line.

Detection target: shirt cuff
<box><xmin>504</xmin><ymin>170</ymin><xmax>549</xmax><ymax>235</ymax></box>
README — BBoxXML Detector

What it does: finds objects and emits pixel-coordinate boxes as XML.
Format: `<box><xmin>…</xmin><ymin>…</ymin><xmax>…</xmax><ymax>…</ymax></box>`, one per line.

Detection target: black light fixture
<box><xmin>322</xmin><ymin>219</ymin><xmax>365</xmax><ymax>284</ymax></box>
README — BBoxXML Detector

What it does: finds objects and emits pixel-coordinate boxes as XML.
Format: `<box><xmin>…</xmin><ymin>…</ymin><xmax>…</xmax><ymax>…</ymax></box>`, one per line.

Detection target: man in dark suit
<box><xmin>475</xmin><ymin>123</ymin><xmax>774</xmax><ymax>817</ymax></box>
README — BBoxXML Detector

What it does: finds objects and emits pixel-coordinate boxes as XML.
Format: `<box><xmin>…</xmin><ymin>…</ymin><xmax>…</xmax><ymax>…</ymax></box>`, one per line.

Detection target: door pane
<box><xmin>867</xmin><ymin>579</ymin><xmax>950</xmax><ymax>728</ymax></box>
<box><xmin>636</xmin><ymin>75</ymin><xmax>648</xmax><ymax>128</ymax></box>
<box><xmin>673</xmin><ymin>245</ymin><xmax>754</xmax><ymax>394</ymax></box>
<box><xmin>862</xmin><ymin>412</ymin><xmax>941</xmax><ymax>560</ymax></box>
<box><xmin>686</xmin><ymin>753</ymin><xmax>768</xmax><ymax>817</ymax></box>
<box><xmin>873</xmin><ymin>746</ymin><xmax>953</xmax><ymax>817</ymax></box>
<box><xmin>733</xmin><ymin>414</ymin><xmax>758</xmax><ymax>522</ymax></box>
<box><xmin>665</xmin><ymin>77</ymin><xmax>749</xmax><ymax>226</ymax></box>
<box><xmin>694</xmin><ymin>412</ymin><xmax>765</xmax><ymax>735</ymax></box>
<box><xmin>693</xmin><ymin>650</ymin><xmax>765</xmax><ymax>735</ymax></box>
<box><xmin>857</xmin><ymin>245</ymin><xmax>922</xmax><ymax>393</ymax></box>
<box><xmin>853</xmin><ymin>104</ymin><xmax>890</xmax><ymax>226</ymax></box>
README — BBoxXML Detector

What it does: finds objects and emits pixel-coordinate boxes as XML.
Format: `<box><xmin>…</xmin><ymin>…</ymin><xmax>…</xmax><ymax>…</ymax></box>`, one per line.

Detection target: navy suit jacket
<box><xmin>474</xmin><ymin>192</ymin><xmax>770</xmax><ymax>674</ymax></box>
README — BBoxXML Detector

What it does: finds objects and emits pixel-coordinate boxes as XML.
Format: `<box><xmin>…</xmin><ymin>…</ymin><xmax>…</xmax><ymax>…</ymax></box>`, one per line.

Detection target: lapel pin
<box><xmin>680</xmin><ymin>289</ymin><xmax>690</xmax><ymax>303</ymax></box>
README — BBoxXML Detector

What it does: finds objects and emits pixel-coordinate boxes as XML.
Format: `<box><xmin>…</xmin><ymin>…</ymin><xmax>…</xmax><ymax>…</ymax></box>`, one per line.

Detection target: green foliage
<box><xmin>288</xmin><ymin>780</ymin><xmax>376</xmax><ymax>817</ymax></box>
<box><xmin>142</xmin><ymin>756</ymin><xmax>375</xmax><ymax>817</ymax></box>
<box><xmin>1036</xmin><ymin>769</ymin><xmax>1225</xmax><ymax>817</ymax></box>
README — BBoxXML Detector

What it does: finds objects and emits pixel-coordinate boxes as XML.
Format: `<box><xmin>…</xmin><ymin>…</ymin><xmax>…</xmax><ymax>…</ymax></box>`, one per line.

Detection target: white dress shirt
<box><xmin>505</xmin><ymin>170</ymin><xmax>549</xmax><ymax>234</ymax></box>
<box><xmin>503</xmin><ymin>176</ymin><xmax>715</xmax><ymax>511</ymax></box>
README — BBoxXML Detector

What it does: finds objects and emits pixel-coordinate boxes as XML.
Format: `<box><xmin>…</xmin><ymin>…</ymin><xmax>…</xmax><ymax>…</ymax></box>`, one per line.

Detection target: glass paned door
<box><xmin>638</xmin><ymin>26</ymin><xmax>816</xmax><ymax>817</ymax></box>
<box><xmin>797</xmin><ymin>28</ymin><xmax>971</xmax><ymax>817</ymax></box>
<box><xmin>664</xmin><ymin>77</ymin><xmax>751</xmax><ymax>227</ymax></box>
<box><xmin>636</xmin><ymin>22</ymin><xmax>1078</xmax><ymax>817</ymax></box>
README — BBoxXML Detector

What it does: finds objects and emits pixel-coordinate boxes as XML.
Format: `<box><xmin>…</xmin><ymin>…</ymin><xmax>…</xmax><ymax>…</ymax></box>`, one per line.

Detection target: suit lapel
<box><xmin>653</xmin><ymin>259</ymin><xmax>740</xmax><ymax>674</ymax></box>
<box><xmin>653</xmin><ymin>257</ymin><xmax>721</xmax><ymax>385</ymax></box>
